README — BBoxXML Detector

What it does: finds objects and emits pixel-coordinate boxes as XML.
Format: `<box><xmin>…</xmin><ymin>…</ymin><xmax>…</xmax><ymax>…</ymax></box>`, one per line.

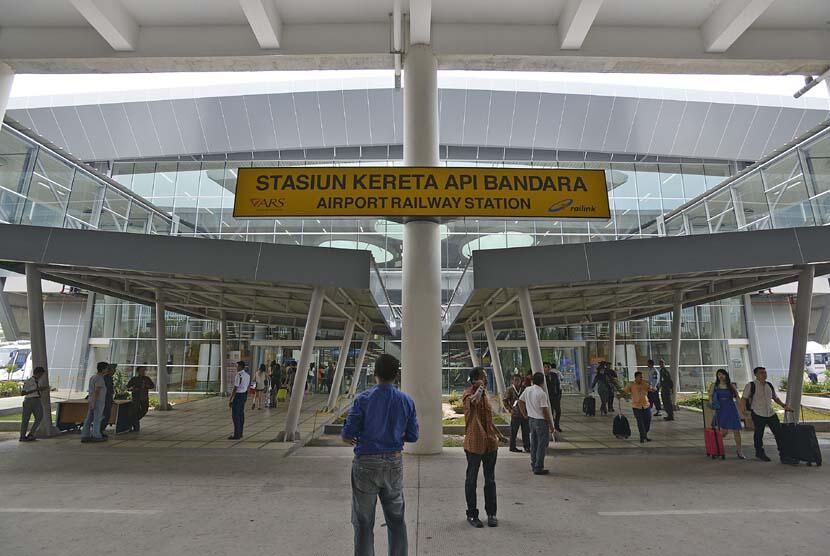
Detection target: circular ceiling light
<box><xmin>374</xmin><ymin>220</ymin><xmax>450</xmax><ymax>240</ymax></box>
<box><xmin>319</xmin><ymin>240</ymin><xmax>394</xmax><ymax>263</ymax></box>
<box><xmin>461</xmin><ymin>232</ymin><xmax>535</xmax><ymax>259</ymax></box>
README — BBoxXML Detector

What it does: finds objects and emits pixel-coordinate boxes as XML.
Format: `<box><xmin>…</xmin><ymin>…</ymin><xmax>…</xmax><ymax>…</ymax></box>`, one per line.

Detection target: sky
<box><xmin>9</xmin><ymin>70</ymin><xmax>829</xmax><ymax>100</ymax></box>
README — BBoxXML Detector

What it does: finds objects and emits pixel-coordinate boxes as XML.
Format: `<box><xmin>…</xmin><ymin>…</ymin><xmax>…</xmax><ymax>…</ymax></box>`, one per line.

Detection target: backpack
<box><xmin>746</xmin><ymin>381</ymin><xmax>774</xmax><ymax>413</ymax></box>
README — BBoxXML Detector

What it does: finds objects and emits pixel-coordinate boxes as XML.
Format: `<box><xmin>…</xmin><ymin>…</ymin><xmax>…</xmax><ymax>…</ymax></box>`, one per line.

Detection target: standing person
<box><xmin>658</xmin><ymin>359</ymin><xmax>675</xmax><ymax>421</ymax></box>
<box><xmin>591</xmin><ymin>364</ymin><xmax>614</xmax><ymax>416</ymax></box>
<box><xmin>126</xmin><ymin>366</ymin><xmax>154</xmax><ymax>432</ymax></box>
<box><xmin>741</xmin><ymin>366</ymin><xmax>791</xmax><ymax>462</ymax></box>
<box><xmin>326</xmin><ymin>362</ymin><xmax>335</xmax><ymax>396</ymax></box>
<box><xmin>228</xmin><ymin>361</ymin><xmax>250</xmax><ymax>440</ymax></box>
<box><xmin>543</xmin><ymin>362</ymin><xmax>563</xmax><ymax>433</ymax></box>
<box><xmin>503</xmin><ymin>374</ymin><xmax>529</xmax><ymax>453</ymax></box>
<box><xmin>708</xmin><ymin>368</ymin><xmax>746</xmax><ymax>459</ymax></box>
<box><xmin>269</xmin><ymin>361</ymin><xmax>282</xmax><ymax>407</ymax></box>
<box><xmin>605</xmin><ymin>362</ymin><xmax>618</xmax><ymax>412</ymax></box>
<box><xmin>81</xmin><ymin>362</ymin><xmax>109</xmax><ymax>443</ymax></box>
<box><xmin>646</xmin><ymin>359</ymin><xmax>662</xmax><ymax>416</ymax></box>
<box><xmin>518</xmin><ymin>372</ymin><xmax>555</xmax><ymax>475</ymax></box>
<box><xmin>287</xmin><ymin>364</ymin><xmax>297</xmax><ymax>394</ymax></box>
<box><xmin>463</xmin><ymin>367</ymin><xmax>500</xmax><ymax>528</ymax></box>
<box><xmin>19</xmin><ymin>366</ymin><xmax>46</xmax><ymax>442</ymax></box>
<box><xmin>341</xmin><ymin>354</ymin><xmax>418</xmax><ymax>556</ymax></box>
<box><xmin>251</xmin><ymin>364</ymin><xmax>269</xmax><ymax>410</ymax></box>
<box><xmin>522</xmin><ymin>369</ymin><xmax>533</xmax><ymax>389</ymax></box>
<box><xmin>622</xmin><ymin>371</ymin><xmax>655</xmax><ymax>443</ymax></box>
<box><xmin>99</xmin><ymin>364</ymin><xmax>115</xmax><ymax>438</ymax></box>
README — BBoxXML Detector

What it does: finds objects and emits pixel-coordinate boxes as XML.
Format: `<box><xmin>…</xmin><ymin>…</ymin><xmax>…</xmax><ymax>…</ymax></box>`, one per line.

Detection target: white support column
<box><xmin>465</xmin><ymin>327</ymin><xmax>480</xmax><ymax>367</ymax></box>
<box><xmin>483</xmin><ymin>319</ymin><xmax>507</xmax><ymax>402</ymax></box>
<box><xmin>517</xmin><ymin>287</ymin><xmax>544</xmax><ymax>376</ymax></box>
<box><xmin>155</xmin><ymin>290</ymin><xmax>171</xmax><ymax>411</ymax></box>
<box><xmin>219</xmin><ymin>311</ymin><xmax>228</xmax><ymax>397</ymax></box>
<box><xmin>670</xmin><ymin>293</ymin><xmax>683</xmax><ymax>403</ymax></box>
<box><xmin>0</xmin><ymin>63</ymin><xmax>14</xmax><ymax>125</ymax></box>
<box><xmin>326</xmin><ymin>318</ymin><xmax>356</xmax><ymax>411</ymax></box>
<box><xmin>279</xmin><ymin>287</ymin><xmax>325</xmax><ymax>441</ymax></box>
<box><xmin>607</xmin><ymin>314</ymin><xmax>617</xmax><ymax>369</ymax></box>
<box><xmin>26</xmin><ymin>264</ymin><xmax>56</xmax><ymax>436</ymax></box>
<box><xmin>786</xmin><ymin>266</ymin><xmax>815</xmax><ymax>419</ymax></box>
<box><xmin>348</xmin><ymin>334</ymin><xmax>371</xmax><ymax>398</ymax></box>
<box><xmin>401</xmin><ymin>43</ymin><xmax>442</xmax><ymax>455</ymax></box>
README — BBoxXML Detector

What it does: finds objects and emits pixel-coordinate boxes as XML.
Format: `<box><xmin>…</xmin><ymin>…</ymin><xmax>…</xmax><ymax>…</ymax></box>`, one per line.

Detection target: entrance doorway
<box><xmin>494</xmin><ymin>341</ymin><xmax>587</xmax><ymax>394</ymax></box>
<box><xmin>728</xmin><ymin>341</ymin><xmax>752</xmax><ymax>385</ymax></box>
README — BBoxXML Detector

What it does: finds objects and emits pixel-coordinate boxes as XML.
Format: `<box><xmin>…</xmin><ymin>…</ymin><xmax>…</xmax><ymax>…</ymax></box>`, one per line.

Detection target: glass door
<box><xmin>496</xmin><ymin>345</ymin><xmax>585</xmax><ymax>394</ymax></box>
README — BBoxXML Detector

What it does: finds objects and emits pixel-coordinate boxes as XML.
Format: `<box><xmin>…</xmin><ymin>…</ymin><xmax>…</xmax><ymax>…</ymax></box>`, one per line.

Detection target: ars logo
<box><xmin>250</xmin><ymin>198</ymin><xmax>287</xmax><ymax>209</ymax></box>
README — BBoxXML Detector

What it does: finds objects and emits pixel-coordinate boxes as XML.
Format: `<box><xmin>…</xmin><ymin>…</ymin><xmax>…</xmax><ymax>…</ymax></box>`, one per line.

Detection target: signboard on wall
<box><xmin>233</xmin><ymin>167</ymin><xmax>610</xmax><ymax>219</ymax></box>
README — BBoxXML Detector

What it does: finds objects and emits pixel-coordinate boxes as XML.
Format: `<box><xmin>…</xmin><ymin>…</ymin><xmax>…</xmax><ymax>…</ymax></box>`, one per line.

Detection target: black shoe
<box><xmin>640</xmin><ymin>438</ymin><xmax>645</xmax><ymax>443</ymax></box>
<box><xmin>645</xmin><ymin>437</ymin><xmax>652</xmax><ymax>442</ymax></box>
<box><xmin>467</xmin><ymin>516</ymin><xmax>484</xmax><ymax>528</ymax></box>
<box><xmin>533</xmin><ymin>469</ymin><xmax>550</xmax><ymax>475</ymax></box>
<box><xmin>509</xmin><ymin>447</ymin><xmax>521</xmax><ymax>453</ymax></box>
<box><xmin>555</xmin><ymin>428</ymin><xmax>563</xmax><ymax>433</ymax></box>
<box><xmin>227</xmin><ymin>435</ymin><xmax>241</xmax><ymax>440</ymax></box>
<box><xmin>523</xmin><ymin>448</ymin><xmax>531</xmax><ymax>453</ymax></box>
<box><xmin>654</xmin><ymin>412</ymin><xmax>662</xmax><ymax>416</ymax></box>
<box><xmin>101</xmin><ymin>433</ymin><xmax>109</xmax><ymax>439</ymax></box>
<box><xmin>487</xmin><ymin>516</ymin><xmax>498</xmax><ymax>527</ymax></box>
<box><xmin>663</xmin><ymin>417</ymin><xmax>674</xmax><ymax>421</ymax></box>
<box><xmin>756</xmin><ymin>453</ymin><xmax>771</xmax><ymax>462</ymax></box>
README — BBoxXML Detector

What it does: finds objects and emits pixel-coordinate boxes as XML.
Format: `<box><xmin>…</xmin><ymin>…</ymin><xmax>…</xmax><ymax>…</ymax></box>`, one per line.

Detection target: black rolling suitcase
<box><xmin>583</xmin><ymin>395</ymin><xmax>596</xmax><ymax>416</ymax></box>
<box><xmin>778</xmin><ymin>411</ymin><xmax>822</xmax><ymax>466</ymax></box>
<box><xmin>613</xmin><ymin>405</ymin><xmax>631</xmax><ymax>439</ymax></box>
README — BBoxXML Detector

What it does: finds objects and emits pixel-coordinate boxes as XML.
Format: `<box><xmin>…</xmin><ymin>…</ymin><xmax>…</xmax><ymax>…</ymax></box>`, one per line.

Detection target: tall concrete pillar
<box><xmin>219</xmin><ymin>311</ymin><xmax>228</xmax><ymax>396</ymax></box>
<box><xmin>607</xmin><ymin>315</ymin><xmax>617</xmax><ymax>369</ymax></box>
<box><xmin>670</xmin><ymin>293</ymin><xmax>683</xmax><ymax>402</ymax></box>
<box><xmin>0</xmin><ymin>63</ymin><xmax>14</xmax><ymax>123</ymax></box>
<box><xmin>348</xmin><ymin>334</ymin><xmax>371</xmax><ymax>397</ymax></box>
<box><xmin>26</xmin><ymin>264</ymin><xmax>56</xmax><ymax>435</ymax></box>
<box><xmin>483</xmin><ymin>319</ymin><xmax>506</xmax><ymax>401</ymax></box>
<box><xmin>326</xmin><ymin>318</ymin><xmax>356</xmax><ymax>410</ymax></box>
<box><xmin>518</xmin><ymin>288</ymin><xmax>544</xmax><ymax>376</ymax></box>
<box><xmin>279</xmin><ymin>287</ymin><xmax>325</xmax><ymax>441</ymax></box>
<box><xmin>401</xmin><ymin>43</ymin><xmax>442</xmax><ymax>455</ymax></box>
<box><xmin>154</xmin><ymin>291</ymin><xmax>171</xmax><ymax>410</ymax></box>
<box><xmin>465</xmin><ymin>327</ymin><xmax>480</xmax><ymax>367</ymax></box>
<box><xmin>786</xmin><ymin>266</ymin><xmax>815</xmax><ymax>419</ymax></box>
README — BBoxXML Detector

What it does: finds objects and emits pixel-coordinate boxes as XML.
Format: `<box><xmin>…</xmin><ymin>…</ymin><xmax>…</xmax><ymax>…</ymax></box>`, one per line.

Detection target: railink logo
<box><xmin>250</xmin><ymin>198</ymin><xmax>287</xmax><ymax>209</ymax></box>
<box><xmin>547</xmin><ymin>198</ymin><xmax>574</xmax><ymax>213</ymax></box>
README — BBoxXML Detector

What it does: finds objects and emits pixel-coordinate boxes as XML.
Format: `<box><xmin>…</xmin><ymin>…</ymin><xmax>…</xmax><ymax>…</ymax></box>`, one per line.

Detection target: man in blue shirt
<box><xmin>342</xmin><ymin>354</ymin><xmax>418</xmax><ymax>556</ymax></box>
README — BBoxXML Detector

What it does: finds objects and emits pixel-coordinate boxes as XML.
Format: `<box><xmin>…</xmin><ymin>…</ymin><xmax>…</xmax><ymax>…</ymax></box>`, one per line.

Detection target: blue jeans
<box><xmin>529</xmin><ymin>418</ymin><xmax>550</xmax><ymax>472</ymax></box>
<box><xmin>81</xmin><ymin>397</ymin><xmax>106</xmax><ymax>440</ymax></box>
<box><xmin>351</xmin><ymin>454</ymin><xmax>407</xmax><ymax>556</ymax></box>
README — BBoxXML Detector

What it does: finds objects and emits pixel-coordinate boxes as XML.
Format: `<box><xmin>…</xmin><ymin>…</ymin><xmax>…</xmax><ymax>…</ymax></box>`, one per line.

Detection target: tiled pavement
<box><xmin>47</xmin><ymin>394</ymin><xmax>334</xmax><ymax>451</ymax></box>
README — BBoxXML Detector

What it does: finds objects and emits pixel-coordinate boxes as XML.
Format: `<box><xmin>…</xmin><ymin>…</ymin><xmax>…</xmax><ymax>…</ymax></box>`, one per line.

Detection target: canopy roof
<box><xmin>0</xmin><ymin>224</ymin><xmax>395</xmax><ymax>334</ymax></box>
<box><xmin>447</xmin><ymin>226</ymin><xmax>830</xmax><ymax>333</ymax></box>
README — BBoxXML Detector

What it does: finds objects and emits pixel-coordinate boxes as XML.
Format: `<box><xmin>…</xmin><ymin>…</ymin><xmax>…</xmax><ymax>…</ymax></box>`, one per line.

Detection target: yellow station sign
<box><xmin>233</xmin><ymin>167</ymin><xmax>610</xmax><ymax>219</ymax></box>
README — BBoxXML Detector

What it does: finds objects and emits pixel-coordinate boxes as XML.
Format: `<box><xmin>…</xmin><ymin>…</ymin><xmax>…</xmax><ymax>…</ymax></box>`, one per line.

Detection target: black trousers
<box><xmin>509</xmin><ymin>415</ymin><xmax>529</xmax><ymax>450</ymax></box>
<box><xmin>751</xmin><ymin>412</ymin><xmax>782</xmax><ymax>458</ymax></box>
<box><xmin>633</xmin><ymin>407</ymin><xmax>652</xmax><ymax>440</ymax></box>
<box><xmin>551</xmin><ymin>395</ymin><xmax>562</xmax><ymax>430</ymax></box>
<box><xmin>648</xmin><ymin>390</ymin><xmax>662</xmax><ymax>412</ymax></box>
<box><xmin>660</xmin><ymin>387</ymin><xmax>674</xmax><ymax>420</ymax></box>
<box><xmin>231</xmin><ymin>392</ymin><xmax>248</xmax><ymax>438</ymax></box>
<box><xmin>464</xmin><ymin>450</ymin><xmax>497</xmax><ymax>519</ymax></box>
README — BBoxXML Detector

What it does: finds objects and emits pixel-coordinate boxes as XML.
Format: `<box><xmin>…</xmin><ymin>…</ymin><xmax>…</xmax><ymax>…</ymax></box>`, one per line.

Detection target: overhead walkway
<box><xmin>0</xmin><ymin>223</ymin><xmax>395</xmax><ymax>441</ymax></box>
<box><xmin>446</xmin><ymin>226</ymin><xmax>830</xmax><ymax>416</ymax></box>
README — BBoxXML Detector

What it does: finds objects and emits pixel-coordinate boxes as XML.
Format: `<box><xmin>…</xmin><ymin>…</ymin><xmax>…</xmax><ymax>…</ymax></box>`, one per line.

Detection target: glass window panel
<box><xmin>152</xmin><ymin>162</ymin><xmax>177</xmax><ymax>199</ymax></box>
<box><xmin>609</xmin><ymin>163</ymin><xmax>637</xmax><ymax>198</ymax></box>
<box><xmin>21</xmin><ymin>149</ymin><xmax>72</xmax><ymax>227</ymax></box>
<box><xmin>762</xmin><ymin>152</ymin><xmax>815</xmax><ymax>229</ymax></box>
<box><xmin>802</xmin><ymin>133</ymin><xmax>830</xmax><ymax>224</ymax></box>
<box><xmin>150</xmin><ymin>214</ymin><xmax>172</xmax><ymax>235</ymax></box>
<box><xmin>111</xmin><ymin>162</ymin><xmax>135</xmax><ymax>189</ymax></box>
<box><xmin>97</xmin><ymin>209</ymin><xmax>127</xmax><ymax>232</ymax></box>
<box><xmin>704</xmin><ymin>164</ymin><xmax>731</xmax><ymax>192</ymax></box>
<box><xmin>634</xmin><ymin>163</ymin><xmax>660</xmax><ymax>198</ymax></box>
<box><xmin>682</xmin><ymin>163</ymin><xmax>707</xmax><ymax>199</ymax></box>
<box><xmin>65</xmin><ymin>171</ymin><xmax>105</xmax><ymax>226</ymax></box>
<box><xmin>637</xmin><ymin>198</ymin><xmax>662</xmax><ymax>234</ymax></box>
<box><xmin>731</xmin><ymin>173</ymin><xmax>770</xmax><ymax>230</ymax></box>
<box><xmin>706</xmin><ymin>188</ymin><xmax>738</xmax><ymax>233</ymax></box>
<box><xmin>611</xmin><ymin>197</ymin><xmax>640</xmax><ymax>236</ymax></box>
<box><xmin>129</xmin><ymin>162</ymin><xmax>156</xmax><ymax>198</ymax></box>
<box><xmin>0</xmin><ymin>129</ymin><xmax>37</xmax><ymax>223</ymax></box>
<box><xmin>127</xmin><ymin>204</ymin><xmax>150</xmax><ymax>233</ymax></box>
<box><xmin>685</xmin><ymin>202</ymin><xmax>710</xmax><ymax>235</ymax></box>
<box><xmin>664</xmin><ymin>214</ymin><xmax>686</xmax><ymax>236</ymax></box>
<box><xmin>659</xmin><ymin>163</ymin><xmax>684</xmax><ymax>199</ymax></box>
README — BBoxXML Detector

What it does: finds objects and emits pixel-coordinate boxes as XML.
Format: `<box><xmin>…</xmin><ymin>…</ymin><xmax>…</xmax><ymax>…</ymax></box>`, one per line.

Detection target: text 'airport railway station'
<box><xmin>1</xmin><ymin>1</ymin><xmax>830</xmax><ymax>555</ymax></box>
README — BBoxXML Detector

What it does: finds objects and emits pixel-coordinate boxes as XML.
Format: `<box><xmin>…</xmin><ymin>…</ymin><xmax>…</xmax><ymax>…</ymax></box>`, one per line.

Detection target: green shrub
<box><xmin>447</xmin><ymin>391</ymin><xmax>460</xmax><ymax>405</ymax></box>
<box><xmin>780</xmin><ymin>377</ymin><xmax>788</xmax><ymax>391</ymax></box>
<box><xmin>0</xmin><ymin>381</ymin><xmax>21</xmax><ymax>398</ymax></box>
<box><xmin>677</xmin><ymin>393</ymin><xmax>709</xmax><ymax>410</ymax></box>
<box><xmin>802</xmin><ymin>382</ymin><xmax>825</xmax><ymax>394</ymax></box>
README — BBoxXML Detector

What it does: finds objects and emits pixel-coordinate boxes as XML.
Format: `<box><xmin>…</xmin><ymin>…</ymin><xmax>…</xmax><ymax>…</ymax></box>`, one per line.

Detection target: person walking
<box><xmin>19</xmin><ymin>366</ymin><xmax>46</xmax><ymax>442</ymax></box>
<box><xmin>658</xmin><ymin>359</ymin><xmax>675</xmax><ymax>421</ymax></box>
<box><xmin>228</xmin><ymin>361</ymin><xmax>250</xmax><ymax>440</ymax></box>
<box><xmin>708</xmin><ymin>368</ymin><xmax>746</xmax><ymax>459</ymax></box>
<box><xmin>269</xmin><ymin>361</ymin><xmax>282</xmax><ymax>407</ymax></box>
<box><xmin>591</xmin><ymin>363</ymin><xmax>614</xmax><ymax>416</ymax></box>
<box><xmin>622</xmin><ymin>371</ymin><xmax>654</xmax><ymax>443</ymax></box>
<box><xmin>251</xmin><ymin>364</ymin><xmax>269</xmax><ymax>410</ymax></box>
<box><xmin>126</xmin><ymin>366</ymin><xmax>154</xmax><ymax>432</ymax></box>
<box><xmin>326</xmin><ymin>362</ymin><xmax>335</xmax><ymax>395</ymax></box>
<box><xmin>503</xmin><ymin>374</ymin><xmax>529</xmax><ymax>453</ymax></box>
<box><xmin>341</xmin><ymin>354</ymin><xmax>418</xmax><ymax>556</ymax></box>
<box><xmin>463</xmin><ymin>367</ymin><xmax>500</xmax><ymax>528</ymax></box>
<box><xmin>518</xmin><ymin>372</ymin><xmax>555</xmax><ymax>475</ymax></box>
<box><xmin>741</xmin><ymin>366</ymin><xmax>791</xmax><ymax>462</ymax></box>
<box><xmin>99</xmin><ymin>363</ymin><xmax>115</xmax><ymax>438</ymax></box>
<box><xmin>646</xmin><ymin>359</ymin><xmax>662</xmax><ymax>416</ymax></box>
<box><xmin>543</xmin><ymin>361</ymin><xmax>563</xmax><ymax>433</ymax></box>
<box><xmin>81</xmin><ymin>362</ymin><xmax>109</xmax><ymax>443</ymax></box>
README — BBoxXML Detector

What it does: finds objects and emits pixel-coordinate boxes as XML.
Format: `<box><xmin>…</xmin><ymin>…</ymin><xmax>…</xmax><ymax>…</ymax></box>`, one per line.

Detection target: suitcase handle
<box><xmin>783</xmin><ymin>409</ymin><xmax>797</xmax><ymax>424</ymax></box>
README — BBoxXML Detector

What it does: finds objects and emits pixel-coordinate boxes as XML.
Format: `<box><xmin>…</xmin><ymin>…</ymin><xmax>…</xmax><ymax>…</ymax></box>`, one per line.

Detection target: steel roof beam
<box><xmin>239</xmin><ymin>0</ymin><xmax>283</xmax><ymax>49</ymax></box>
<box><xmin>558</xmin><ymin>0</ymin><xmax>604</xmax><ymax>50</ymax></box>
<box><xmin>69</xmin><ymin>0</ymin><xmax>138</xmax><ymax>51</ymax></box>
<box><xmin>702</xmin><ymin>0</ymin><xmax>776</xmax><ymax>53</ymax></box>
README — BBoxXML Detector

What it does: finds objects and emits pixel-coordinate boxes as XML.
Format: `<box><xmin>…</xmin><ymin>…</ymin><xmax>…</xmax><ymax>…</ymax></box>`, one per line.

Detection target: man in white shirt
<box><xmin>81</xmin><ymin>362</ymin><xmax>109</xmax><ymax>443</ymax></box>
<box><xmin>741</xmin><ymin>366</ymin><xmax>791</xmax><ymax>462</ymax></box>
<box><xmin>19</xmin><ymin>366</ymin><xmax>46</xmax><ymax>442</ymax></box>
<box><xmin>646</xmin><ymin>359</ymin><xmax>662</xmax><ymax>416</ymax></box>
<box><xmin>228</xmin><ymin>361</ymin><xmax>250</xmax><ymax>440</ymax></box>
<box><xmin>518</xmin><ymin>372</ymin><xmax>556</xmax><ymax>475</ymax></box>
